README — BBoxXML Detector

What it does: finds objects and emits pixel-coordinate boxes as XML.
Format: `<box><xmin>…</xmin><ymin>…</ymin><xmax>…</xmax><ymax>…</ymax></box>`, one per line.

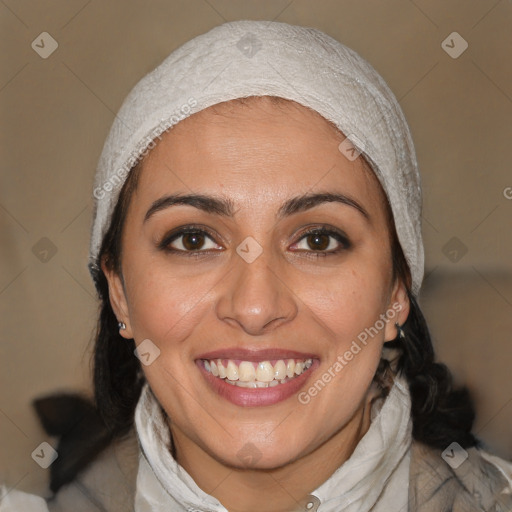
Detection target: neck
<box><xmin>168</xmin><ymin>386</ymin><xmax>379</xmax><ymax>512</ymax></box>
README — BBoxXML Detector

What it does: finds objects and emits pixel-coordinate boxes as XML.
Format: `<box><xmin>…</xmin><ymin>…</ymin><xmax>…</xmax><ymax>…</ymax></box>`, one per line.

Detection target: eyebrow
<box><xmin>143</xmin><ymin>191</ymin><xmax>370</xmax><ymax>224</ymax></box>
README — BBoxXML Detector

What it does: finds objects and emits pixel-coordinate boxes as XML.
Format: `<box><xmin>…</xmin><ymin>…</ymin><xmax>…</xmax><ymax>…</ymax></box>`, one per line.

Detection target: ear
<box><xmin>384</xmin><ymin>277</ymin><xmax>410</xmax><ymax>342</ymax></box>
<box><xmin>100</xmin><ymin>255</ymin><xmax>134</xmax><ymax>339</ymax></box>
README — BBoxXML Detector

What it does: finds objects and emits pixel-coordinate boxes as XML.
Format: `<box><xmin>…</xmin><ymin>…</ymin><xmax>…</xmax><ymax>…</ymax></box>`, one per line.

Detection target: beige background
<box><xmin>1</xmin><ymin>0</ymin><xmax>511</xmax><ymax>498</ymax></box>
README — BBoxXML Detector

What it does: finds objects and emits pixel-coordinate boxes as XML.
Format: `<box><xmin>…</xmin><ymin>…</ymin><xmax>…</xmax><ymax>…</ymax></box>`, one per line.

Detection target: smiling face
<box><xmin>102</xmin><ymin>96</ymin><xmax>410</xmax><ymax>476</ymax></box>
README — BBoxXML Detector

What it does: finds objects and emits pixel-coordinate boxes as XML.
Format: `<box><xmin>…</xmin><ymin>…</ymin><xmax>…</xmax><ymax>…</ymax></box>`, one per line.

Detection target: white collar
<box><xmin>134</xmin><ymin>374</ymin><xmax>413</xmax><ymax>512</ymax></box>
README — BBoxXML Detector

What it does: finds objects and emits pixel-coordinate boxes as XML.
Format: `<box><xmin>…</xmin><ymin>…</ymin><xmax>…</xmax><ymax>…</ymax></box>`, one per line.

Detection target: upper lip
<box><xmin>196</xmin><ymin>347</ymin><xmax>319</xmax><ymax>361</ymax></box>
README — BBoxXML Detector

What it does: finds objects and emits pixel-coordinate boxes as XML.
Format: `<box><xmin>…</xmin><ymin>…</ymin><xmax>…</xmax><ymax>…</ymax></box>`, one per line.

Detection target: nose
<box><xmin>215</xmin><ymin>249</ymin><xmax>298</xmax><ymax>336</ymax></box>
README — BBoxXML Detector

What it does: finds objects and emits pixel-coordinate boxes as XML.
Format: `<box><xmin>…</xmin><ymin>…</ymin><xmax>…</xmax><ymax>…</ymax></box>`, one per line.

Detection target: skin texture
<box><xmin>102</xmin><ymin>97</ymin><xmax>410</xmax><ymax>512</ymax></box>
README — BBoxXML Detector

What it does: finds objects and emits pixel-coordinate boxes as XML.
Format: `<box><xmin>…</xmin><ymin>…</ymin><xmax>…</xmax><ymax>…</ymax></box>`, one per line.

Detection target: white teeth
<box><xmin>217</xmin><ymin>360</ymin><xmax>227</xmax><ymax>379</ymax></box>
<box><xmin>234</xmin><ymin>380</ymin><xmax>258</xmax><ymax>388</ymax></box>
<box><xmin>256</xmin><ymin>361</ymin><xmax>274</xmax><ymax>382</ymax></box>
<box><xmin>226</xmin><ymin>360</ymin><xmax>239</xmax><ymax>381</ymax></box>
<box><xmin>274</xmin><ymin>360</ymin><xmax>287</xmax><ymax>380</ymax></box>
<box><xmin>203</xmin><ymin>357</ymin><xmax>314</xmax><ymax>387</ymax></box>
<box><xmin>239</xmin><ymin>361</ymin><xmax>256</xmax><ymax>382</ymax></box>
<box><xmin>286</xmin><ymin>359</ymin><xmax>295</xmax><ymax>378</ymax></box>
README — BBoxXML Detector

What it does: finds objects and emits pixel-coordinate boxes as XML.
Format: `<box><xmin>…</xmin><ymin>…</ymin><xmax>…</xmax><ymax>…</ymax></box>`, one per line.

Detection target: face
<box><xmin>103</xmin><ymin>97</ymin><xmax>409</xmax><ymax>472</ymax></box>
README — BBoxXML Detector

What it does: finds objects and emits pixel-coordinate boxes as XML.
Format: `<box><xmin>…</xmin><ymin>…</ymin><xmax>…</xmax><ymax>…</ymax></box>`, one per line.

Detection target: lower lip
<box><xmin>196</xmin><ymin>359</ymin><xmax>319</xmax><ymax>407</ymax></box>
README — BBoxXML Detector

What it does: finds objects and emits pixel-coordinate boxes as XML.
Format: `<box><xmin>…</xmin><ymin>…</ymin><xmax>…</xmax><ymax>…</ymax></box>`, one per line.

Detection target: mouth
<box><xmin>195</xmin><ymin>349</ymin><xmax>319</xmax><ymax>406</ymax></box>
<box><xmin>201</xmin><ymin>357</ymin><xmax>313</xmax><ymax>387</ymax></box>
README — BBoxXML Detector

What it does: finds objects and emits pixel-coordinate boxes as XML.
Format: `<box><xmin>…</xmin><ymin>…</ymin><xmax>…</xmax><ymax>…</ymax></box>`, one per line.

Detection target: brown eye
<box><xmin>305</xmin><ymin>233</ymin><xmax>330</xmax><ymax>251</ymax></box>
<box><xmin>159</xmin><ymin>227</ymin><xmax>221</xmax><ymax>254</ymax></box>
<box><xmin>181</xmin><ymin>232</ymin><xmax>207</xmax><ymax>251</ymax></box>
<box><xmin>291</xmin><ymin>227</ymin><xmax>351</xmax><ymax>255</ymax></box>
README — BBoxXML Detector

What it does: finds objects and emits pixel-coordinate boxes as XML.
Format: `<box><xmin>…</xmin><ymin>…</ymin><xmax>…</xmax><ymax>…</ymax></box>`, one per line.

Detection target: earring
<box><xmin>118</xmin><ymin>321</ymin><xmax>126</xmax><ymax>331</ymax></box>
<box><xmin>395</xmin><ymin>322</ymin><xmax>405</xmax><ymax>340</ymax></box>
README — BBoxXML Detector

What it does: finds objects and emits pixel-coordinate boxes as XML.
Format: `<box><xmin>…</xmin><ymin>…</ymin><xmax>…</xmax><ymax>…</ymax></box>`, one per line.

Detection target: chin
<box><xmin>209</xmin><ymin>439</ymin><xmax>307</xmax><ymax>471</ymax></box>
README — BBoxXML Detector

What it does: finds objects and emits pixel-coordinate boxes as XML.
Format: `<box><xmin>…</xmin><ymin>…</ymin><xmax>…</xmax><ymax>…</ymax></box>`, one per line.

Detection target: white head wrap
<box><xmin>88</xmin><ymin>20</ymin><xmax>424</xmax><ymax>296</ymax></box>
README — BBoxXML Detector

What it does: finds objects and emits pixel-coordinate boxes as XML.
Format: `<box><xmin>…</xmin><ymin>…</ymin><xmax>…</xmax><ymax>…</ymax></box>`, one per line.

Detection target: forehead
<box><xmin>132</xmin><ymin>97</ymin><xmax>388</xmax><ymax>224</ymax></box>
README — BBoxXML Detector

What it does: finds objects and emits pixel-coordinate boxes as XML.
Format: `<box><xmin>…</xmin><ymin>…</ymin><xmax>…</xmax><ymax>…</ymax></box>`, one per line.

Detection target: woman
<box><xmin>1</xmin><ymin>19</ymin><xmax>511</xmax><ymax>512</ymax></box>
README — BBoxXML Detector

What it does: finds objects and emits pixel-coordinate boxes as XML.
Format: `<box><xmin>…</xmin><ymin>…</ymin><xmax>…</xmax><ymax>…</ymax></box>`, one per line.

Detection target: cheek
<box><xmin>122</xmin><ymin>259</ymin><xmax>213</xmax><ymax>347</ymax></box>
<box><xmin>297</xmin><ymin>254</ymin><xmax>390</xmax><ymax>404</ymax></box>
<box><xmin>295</xmin><ymin>272</ymin><xmax>387</xmax><ymax>440</ymax></box>
<box><xmin>301</xmin><ymin>256</ymin><xmax>391</xmax><ymax>343</ymax></box>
